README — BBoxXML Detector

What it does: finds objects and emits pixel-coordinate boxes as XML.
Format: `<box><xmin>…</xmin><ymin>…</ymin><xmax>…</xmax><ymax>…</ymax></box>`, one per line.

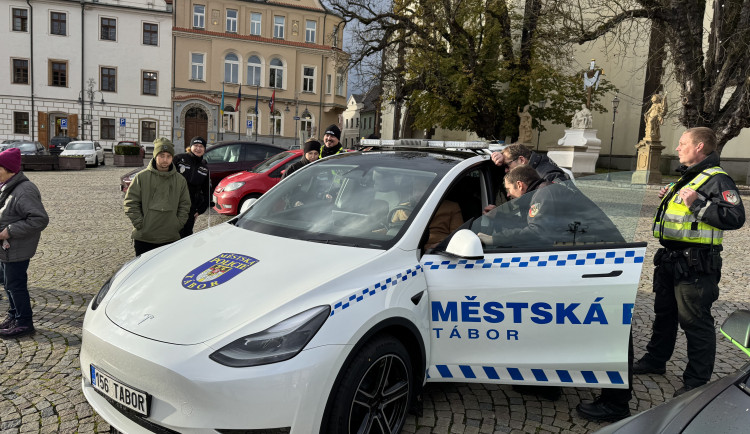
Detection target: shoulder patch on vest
<box><xmin>722</xmin><ymin>190</ymin><xmax>740</xmax><ymax>205</ymax></box>
<box><xmin>529</xmin><ymin>203</ymin><xmax>540</xmax><ymax>218</ymax></box>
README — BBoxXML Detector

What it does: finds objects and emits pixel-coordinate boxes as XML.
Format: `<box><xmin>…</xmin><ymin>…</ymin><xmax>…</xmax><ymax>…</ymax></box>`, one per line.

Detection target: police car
<box><xmin>80</xmin><ymin>140</ymin><xmax>647</xmax><ymax>434</ymax></box>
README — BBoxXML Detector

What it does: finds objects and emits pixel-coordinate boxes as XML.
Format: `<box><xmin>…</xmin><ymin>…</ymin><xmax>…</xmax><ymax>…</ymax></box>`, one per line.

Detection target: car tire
<box><xmin>100</xmin><ymin>156</ymin><xmax>105</xmax><ymax>166</ymax></box>
<box><xmin>94</xmin><ymin>157</ymin><xmax>99</xmax><ymax>167</ymax></box>
<box><xmin>238</xmin><ymin>193</ymin><xmax>261</xmax><ymax>214</ymax></box>
<box><xmin>325</xmin><ymin>335</ymin><xmax>413</xmax><ymax>434</ymax></box>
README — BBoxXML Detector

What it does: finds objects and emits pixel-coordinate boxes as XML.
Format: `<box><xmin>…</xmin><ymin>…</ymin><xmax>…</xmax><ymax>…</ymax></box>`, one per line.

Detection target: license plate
<box><xmin>90</xmin><ymin>365</ymin><xmax>150</xmax><ymax>417</ymax></box>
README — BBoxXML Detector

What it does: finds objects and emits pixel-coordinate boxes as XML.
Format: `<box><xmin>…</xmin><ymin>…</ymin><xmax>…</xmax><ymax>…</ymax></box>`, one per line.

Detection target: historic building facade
<box><xmin>172</xmin><ymin>0</ymin><xmax>348</xmax><ymax>150</ymax></box>
<box><xmin>2</xmin><ymin>0</ymin><xmax>173</xmax><ymax>149</ymax></box>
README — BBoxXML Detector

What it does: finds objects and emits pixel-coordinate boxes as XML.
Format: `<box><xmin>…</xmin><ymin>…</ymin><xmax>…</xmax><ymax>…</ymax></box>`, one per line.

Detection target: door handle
<box><xmin>582</xmin><ymin>270</ymin><xmax>623</xmax><ymax>278</ymax></box>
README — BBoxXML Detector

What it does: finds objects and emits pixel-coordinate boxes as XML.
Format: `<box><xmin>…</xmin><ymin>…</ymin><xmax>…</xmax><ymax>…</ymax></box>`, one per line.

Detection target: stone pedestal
<box><xmin>546</xmin><ymin>129</ymin><xmax>602</xmax><ymax>176</ymax></box>
<box><xmin>632</xmin><ymin>139</ymin><xmax>664</xmax><ymax>184</ymax></box>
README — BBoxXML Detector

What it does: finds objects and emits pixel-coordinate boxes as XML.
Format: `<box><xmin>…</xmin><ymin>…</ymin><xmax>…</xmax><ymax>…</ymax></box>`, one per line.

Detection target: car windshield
<box><xmin>66</xmin><ymin>142</ymin><xmax>94</xmax><ymax>150</ymax></box>
<box><xmin>236</xmin><ymin>152</ymin><xmax>461</xmax><ymax>249</ymax></box>
<box><xmin>469</xmin><ymin>171</ymin><xmax>646</xmax><ymax>250</ymax></box>
<box><xmin>250</xmin><ymin>151</ymin><xmax>294</xmax><ymax>173</ymax></box>
<box><xmin>12</xmin><ymin>143</ymin><xmax>36</xmax><ymax>152</ymax></box>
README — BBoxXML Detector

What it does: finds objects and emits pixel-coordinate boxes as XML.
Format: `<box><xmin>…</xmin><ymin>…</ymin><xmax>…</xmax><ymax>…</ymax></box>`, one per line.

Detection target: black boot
<box><xmin>576</xmin><ymin>396</ymin><xmax>631</xmax><ymax>422</ymax></box>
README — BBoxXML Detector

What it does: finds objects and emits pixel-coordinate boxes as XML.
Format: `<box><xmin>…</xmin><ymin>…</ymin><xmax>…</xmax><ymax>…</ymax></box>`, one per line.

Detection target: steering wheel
<box><xmin>387</xmin><ymin>205</ymin><xmax>415</xmax><ymax>226</ymax></box>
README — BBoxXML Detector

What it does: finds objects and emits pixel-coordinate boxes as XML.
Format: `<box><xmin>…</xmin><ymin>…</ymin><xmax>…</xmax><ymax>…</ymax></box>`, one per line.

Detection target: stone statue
<box><xmin>644</xmin><ymin>93</ymin><xmax>668</xmax><ymax>141</ymax></box>
<box><xmin>517</xmin><ymin>105</ymin><xmax>533</xmax><ymax>144</ymax></box>
<box><xmin>571</xmin><ymin>103</ymin><xmax>593</xmax><ymax>129</ymax></box>
<box><xmin>583</xmin><ymin>59</ymin><xmax>603</xmax><ymax>108</ymax></box>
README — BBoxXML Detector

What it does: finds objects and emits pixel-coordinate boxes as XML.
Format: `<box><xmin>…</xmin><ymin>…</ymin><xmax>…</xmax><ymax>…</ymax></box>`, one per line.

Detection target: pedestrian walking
<box><xmin>0</xmin><ymin>147</ymin><xmax>49</xmax><ymax>338</ymax></box>
<box><xmin>173</xmin><ymin>136</ymin><xmax>210</xmax><ymax>238</ymax></box>
<box><xmin>124</xmin><ymin>138</ymin><xmax>190</xmax><ymax>256</ymax></box>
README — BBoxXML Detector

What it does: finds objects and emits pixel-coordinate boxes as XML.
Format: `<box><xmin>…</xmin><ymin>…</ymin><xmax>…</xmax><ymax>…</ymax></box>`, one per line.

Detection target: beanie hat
<box><xmin>0</xmin><ymin>147</ymin><xmax>22</xmax><ymax>173</ymax></box>
<box><xmin>303</xmin><ymin>139</ymin><xmax>321</xmax><ymax>154</ymax></box>
<box><xmin>190</xmin><ymin>136</ymin><xmax>207</xmax><ymax>147</ymax></box>
<box><xmin>153</xmin><ymin>137</ymin><xmax>175</xmax><ymax>156</ymax></box>
<box><xmin>324</xmin><ymin>124</ymin><xmax>341</xmax><ymax>141</ymax></box>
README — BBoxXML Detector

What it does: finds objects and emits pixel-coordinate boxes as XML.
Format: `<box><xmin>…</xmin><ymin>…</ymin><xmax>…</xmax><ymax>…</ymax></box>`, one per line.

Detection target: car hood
<box><xmin>104</xmin><ymin>224</ymin><xmax>382</xmax><ymax>345</ymax></box>
<box><xmin>220</xmin><ymin>170</ymin><xmax>265</xmax><ymax>185</ymax></box>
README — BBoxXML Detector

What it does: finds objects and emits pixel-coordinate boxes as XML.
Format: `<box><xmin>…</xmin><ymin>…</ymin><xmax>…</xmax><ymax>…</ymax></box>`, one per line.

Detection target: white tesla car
<box><xmin>81</xmin><ymin>141</ymin><xmax>647</xmax><ymax>434</ymax></box>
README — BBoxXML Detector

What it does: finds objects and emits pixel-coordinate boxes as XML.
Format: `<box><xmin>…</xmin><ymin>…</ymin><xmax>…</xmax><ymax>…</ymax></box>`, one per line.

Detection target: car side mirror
<box><xmin>441</xmin><ymin>229</ymin><xmax>484</xmax><ymax>260</ymax></box>
<box><xmin>721</xmin><ymin>310</ymin><xmax>750</xmax><ymax>356</ymax></box>
<box><xmin>240</xmin><ymin>198</ymin><xmax>258</xmax><ymax>214</ymax></box>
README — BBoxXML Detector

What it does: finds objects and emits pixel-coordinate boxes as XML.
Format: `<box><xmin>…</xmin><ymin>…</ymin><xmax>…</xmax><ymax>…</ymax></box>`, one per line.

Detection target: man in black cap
<box><xmin>173</xmin><ymin>136</ymin><xmax>210</xmax><ymax>237</ymax></box>
<box><xmin>321</xmin><ymin>124</ymin><xmax>344</xmax><ymax>158</ymax></box>
<box><xmin>282</xmin><ymin>139</ymin><xmax>320</xmax><ymax>179</ymax></box>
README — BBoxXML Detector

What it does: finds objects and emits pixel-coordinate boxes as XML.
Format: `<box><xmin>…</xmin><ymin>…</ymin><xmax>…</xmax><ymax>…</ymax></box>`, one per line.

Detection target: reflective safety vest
<box><xmin>320</xmin><ymin>145</ymin><xmax>346</xmax><ymax>156</ymax></box>
<box><xmin>653</xmin><ymin>167</ymin><xmax>725</xmax><ymax>245</ymax></box>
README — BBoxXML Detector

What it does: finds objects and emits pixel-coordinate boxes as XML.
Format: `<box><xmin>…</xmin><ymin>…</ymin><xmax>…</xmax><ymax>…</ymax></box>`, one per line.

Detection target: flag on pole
<box><xmin>235</xmin><ymin>84</ymin><xmax>242</xmax><ymax>111</ymax></box>
<box><xmin>268</xmin><ymin>90</ymin><xmax>275</xmax><ymax>113</ymax></box>
<box><xmin>220</xmin><ymin>82</ymin><xmax>225</xmax><ymax>116</ymax></box>
<box><xmin>254</xmin><ymin>86</ymin><xmax>259</xmax><ymax>114</ymax></box>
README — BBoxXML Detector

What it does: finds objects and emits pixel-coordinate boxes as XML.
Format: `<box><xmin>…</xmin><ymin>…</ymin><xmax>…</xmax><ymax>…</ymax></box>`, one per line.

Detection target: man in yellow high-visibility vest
<box><xmin>636</xmin><ymin>127</ymin><xmax>745</xmax><ymax>396</ymax></box>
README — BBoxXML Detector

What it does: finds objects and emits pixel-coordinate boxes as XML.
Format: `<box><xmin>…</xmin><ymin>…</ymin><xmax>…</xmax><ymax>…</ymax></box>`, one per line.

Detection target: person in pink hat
<box><xmin>0</xmin><ymin>147</ymin><xmax>49</xmax><ymax>338</ymax></box>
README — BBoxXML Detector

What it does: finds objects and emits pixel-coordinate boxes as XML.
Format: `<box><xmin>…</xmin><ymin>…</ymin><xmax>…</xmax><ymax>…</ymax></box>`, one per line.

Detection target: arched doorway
<box><xmin>185</xmin><ymin>107</ymin><xmax>208</xmax><ymax>141</ymax></box>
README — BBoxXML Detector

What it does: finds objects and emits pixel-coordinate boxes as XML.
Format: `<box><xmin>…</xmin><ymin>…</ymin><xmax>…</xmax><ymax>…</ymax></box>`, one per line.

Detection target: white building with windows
<box><xmin>1</xmin><ymin>0</ymin><xmax>173</xmax><ymax>149</ymax></box>
<box><xmin>171</xmin><ymin>0</ymin><xmax>348</xmax><ymax>150</ymax></box>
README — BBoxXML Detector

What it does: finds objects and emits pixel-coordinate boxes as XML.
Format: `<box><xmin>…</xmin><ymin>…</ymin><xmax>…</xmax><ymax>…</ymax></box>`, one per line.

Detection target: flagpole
<box><xmin>237</xmin><ymin>84</ymin><xmax>242</xmax><ymax>140</ymax></box>
<box><xmin>220</xmin><ymin>82</ymin><xmax>225</xmax><ymax>141</ymax></box>
<box><xmin>255</xmin><ymin>85</ymin><xmax>259</xmax><ymax>141</ymax></box>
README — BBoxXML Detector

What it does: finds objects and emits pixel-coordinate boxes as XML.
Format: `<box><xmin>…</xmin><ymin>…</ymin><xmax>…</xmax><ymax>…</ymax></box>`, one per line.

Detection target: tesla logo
<box><xmin>138</xmin><ymin>314</ymin><xmax>155</xmax><ymax>325</ymax></box>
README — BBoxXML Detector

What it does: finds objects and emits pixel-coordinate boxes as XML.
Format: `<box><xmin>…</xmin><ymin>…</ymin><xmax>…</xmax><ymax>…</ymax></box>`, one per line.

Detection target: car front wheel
<box><xmin>325</xmin><ymin>336</ymin><xmax>412</xmax><ymax>434</ymax></box>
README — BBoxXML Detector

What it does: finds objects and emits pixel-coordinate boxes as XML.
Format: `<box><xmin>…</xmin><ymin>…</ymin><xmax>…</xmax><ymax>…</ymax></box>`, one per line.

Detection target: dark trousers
<box><xmin>1</xmin><ymin>260</ymin><xmax>32</xmax><ymax>326</ymax></box>
<box><xmin>642</xmin><ymin>254</ymin><xmax>720</xmax><ymax>387</ymax></box>
<box><xmin>601</xmin><ymin>331</ymin><xmax>633</xmax><ymax>405</ymax></box>
<box><xmin>134</xmin><ymin>240</ymin><xmax>172</xmax><ymax>257</ymax></box>
<box><xmin>179</xmin><ymin>213</ymin><xmax>196</xmax><ymax>238</ymax></box>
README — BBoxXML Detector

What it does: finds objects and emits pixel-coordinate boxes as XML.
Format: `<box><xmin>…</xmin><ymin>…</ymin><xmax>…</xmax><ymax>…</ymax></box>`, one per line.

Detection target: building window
<box><xmin>143</xmin><ymin>23</ymin><xmax>158</xmax><ymax>45</ymax></box>
<box><xmin>224</xmin><ymin>53</ymin><xmax>239</xmax><ymax>84</ymax></box>
<box><xmin>191</xmin><ymin>53</ymin><xmax>205</xmax><ymax>81</ymax></box>
<box><xmin>305</xmin><ymin>20</ymin><xmax>316</xmax><ymax>43</ymax></box>
<box><xmin>142</xmin><ymin>71</ymin><xmax>157</xmax><ymax>95</ymax></box>
<box><xmin>12</xmin><ymin>59</ymin><xmax>29</xmax><ymax>84</ymax></box>
<box><xmin>13</xmin><ymin>112</ymin><xmax>29</xmax><ymax>134</ymax></box>
<box><xmin>301</xmin><ymin>114</ymin><xmax>313</xmax><ymax>139</ymax></box>
<box><xmin>270</xmin><ymin>109</ymin><xmax>282</xmax><ymax>135</ymax></box>
<box><xmin>100</xmin><ymin>67</ymin><xmax>116</xmax><ymax>92</ymax></box>
<box><xmin>250</xmin><ymin>13</ymin><xmax>261</xmax><ymax>35</ymax></box>
<box><xmin>247</xmin><ymin>56</ymin><xmax>261</xmax><ymax>86</ymax></box>
<box><xmin>273</xmin><ymin>16</ymin><xmax>284</xmax><ymax>39</ymax></box>
<box><xmin>50</xmin><ymin>12</ymin><xmax>67</xmax><ymax>36</ymax></box>
<box><xmin>226</xmin><ymin>9</ymin><xmax>237</xmax><ymax>32</ymax></box>
<box><xmin>193</xmin><ymin>5</ymin><xmax>205</xmax><ymax>28</ymax></box>
<box><xmin>336</xmin><ymin>71</ymin><xmax>344</xmax><ymax>96</ymax></box>
<box><xmin>326</xmin><ymin>74</ymin><xmax>332</xmax><ymax>94</ymax></box>
<box><xmin>141</xmin><ymin>120</ymin><xmax>157</xmax><ymax>142</ymax></box>
<box><xmin>302</xmin><ymin>67</ymin><xmax>315</xmax><ymax>93</ymax></box>
<box><xmin>12</xmin><ymin>8</ymin><xmax>28</xmax><ymax>32</ymax></box>
<box><xmin>101</xmin><ymin>18</ymin><xmax>116</xmax><ymax>41</ymax></box>
<box><xmin>49</xmin><ymin>60</ymin><xmax>68</xmax><ymax>87</ymax></box>
<box><xmin>269</xmin><ymin>58</ymin><xmax>283</xmax><ymax>89</ymax></box>
<box><xmin>101</xmin><ymin>118</ymin><xmax>115</xmax><ymax>140</ymax></box>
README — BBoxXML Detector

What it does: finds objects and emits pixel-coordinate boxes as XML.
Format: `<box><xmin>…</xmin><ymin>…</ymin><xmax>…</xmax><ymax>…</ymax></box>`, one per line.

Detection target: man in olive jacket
<box><xmin>124</xmin><ymin>138</ymin><xmax>190</xmax><ymax>256</ymax></box>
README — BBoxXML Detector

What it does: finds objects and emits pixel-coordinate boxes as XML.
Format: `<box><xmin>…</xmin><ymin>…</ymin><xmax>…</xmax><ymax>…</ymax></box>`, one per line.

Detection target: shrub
<box><xmin>114</xmin><ymin>145</ymin><xmax>142</xmax><ymax>156</ymax></box>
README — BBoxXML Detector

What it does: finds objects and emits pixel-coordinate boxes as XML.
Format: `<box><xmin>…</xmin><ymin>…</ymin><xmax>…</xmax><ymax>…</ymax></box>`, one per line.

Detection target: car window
<box><xmin>66</xmin><ymin>142</ymin><xmax>94</xmax><ymax>150</ymax></box>
<box><xmin>238</xmin><ymin>159</ymin><xmax>440</xmax><ymax>249</ymax></box>
<box><xmin>14</xmin><ymin>143</ymin><xmax>35</xmax><ymax>152</ymax></box>
<box><xmin>469</xmin><ymin>172</ymin><xmax>646</xmax><ymax>250</ymax></box>
<box><xmin>243</xmin><ymin>145</ymin><xmax>279</xmax><ymax>162</ymax></box>
<box><xmin>250</xmin><ymin>151</ymin><xmax>295</xmax><ymax>173</ymax></box>
<box><xmin>205</xmin><ymin>144</ymin><xmax>242</xmax><ymax>163</ymax></box>
<box><xmin>270</xmin><ymin>156</ymin><xmax>303</xmax><ymax>178</ymax></box>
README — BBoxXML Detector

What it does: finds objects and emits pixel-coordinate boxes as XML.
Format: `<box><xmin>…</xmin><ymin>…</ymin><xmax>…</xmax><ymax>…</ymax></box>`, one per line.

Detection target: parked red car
<box><xmin>213</xmin><ymin>149</ymin><xmax>303</xmax><ymax>215</ymax></box>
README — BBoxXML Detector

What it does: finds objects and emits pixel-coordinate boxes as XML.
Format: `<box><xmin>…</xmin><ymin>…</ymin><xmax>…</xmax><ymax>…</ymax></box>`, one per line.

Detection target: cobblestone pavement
<box><xmin>1</xmin><ymin>160</ymin><xmax>749</xmax><ymax>434</ymax></box>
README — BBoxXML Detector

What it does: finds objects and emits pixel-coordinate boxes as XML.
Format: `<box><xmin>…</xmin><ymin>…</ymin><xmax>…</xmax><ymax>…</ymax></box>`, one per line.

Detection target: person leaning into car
<box><xmin>0</xmin><ymin>147</ymin><xmax>49</xmax><ymax>338</ymax></box>
<box><xmin>173</xmin><ymin>136</ymin><xmax>210</xmax><ymax>238</ymax></box>
<box><xmin>633</xmin><ymin>127</ymin><xmax>745</xmax><ymax>397</ymax></box>
<box><xmin>124</xmin><ymin>138</ymin><xmax>190</xmax><ymax>256</ymax></box>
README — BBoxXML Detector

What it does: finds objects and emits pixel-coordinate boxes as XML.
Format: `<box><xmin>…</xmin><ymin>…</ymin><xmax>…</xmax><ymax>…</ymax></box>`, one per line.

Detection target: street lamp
<box><xmin>78</xmin><ymin>78</ymin><xmax>105</xmax><ymax>141</ymax></box>
<box><xmin>535</xmin><ymin>99</ymin><xmax>547</xmax><ymax>151</ymax></box>
<box><xmin>607</xmin><ymin>94</ymin><xmax>620</xmax><ymax>180</ymax></box>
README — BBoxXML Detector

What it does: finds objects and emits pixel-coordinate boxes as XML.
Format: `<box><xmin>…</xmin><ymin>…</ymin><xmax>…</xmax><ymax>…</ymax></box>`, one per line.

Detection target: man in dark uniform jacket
<box><xmin>173</xmin><ymin>136</ymin><xmax>210</xmax><ymax>238</ymax></box>
<box><xmin>491</xmin><ymin>143</ymin><xmax>569</xmax><ymax>183</ymax></box>
<box><xmin>321</xmin><ymin>124</ymin><xmax>344</xmax><ymax>158</ymax></box>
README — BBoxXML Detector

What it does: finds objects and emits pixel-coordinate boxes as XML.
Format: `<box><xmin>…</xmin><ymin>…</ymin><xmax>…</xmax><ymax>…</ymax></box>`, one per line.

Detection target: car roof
<box><xmin>207</xmin><ymin>141</ymin><xmax>286</xmax><ymax>150</ymax></box>
<box><xmin>319</xmin><ymin>149</ymin><xmax>483</xmax><ymax>175</ymax></box>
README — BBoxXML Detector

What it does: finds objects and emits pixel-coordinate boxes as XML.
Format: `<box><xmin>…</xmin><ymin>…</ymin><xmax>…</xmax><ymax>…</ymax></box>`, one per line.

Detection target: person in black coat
<box><xmin>490</xmin><ymin>143</ymin><xmax>569</xmax><ymax>183</ymax></box>
<box><xmin>282</xmin><ymin>139</ymin><xmax>321</xmax><ymax>179</ymax></box>
<box><xmin>173</xmin><ymin>136</ymin><xmax>210</xmax><ymax>238</ymax></box>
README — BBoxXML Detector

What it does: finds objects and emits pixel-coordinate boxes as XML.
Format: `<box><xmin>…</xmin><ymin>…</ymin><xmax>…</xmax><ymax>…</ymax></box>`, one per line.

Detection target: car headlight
<box><xmin>210</xmin><ymin>305</ymin><xmax>330</xmax><ymax>367</ymax></box>
<box><xmin>223</xmin><ymin>181</ymin><xmax>245</xmax><ymax>192</ymax></box>
<box><xmin>91</xmin><ymin>278</ymin><xmax>112</xmax><ymax>311</ymax></box>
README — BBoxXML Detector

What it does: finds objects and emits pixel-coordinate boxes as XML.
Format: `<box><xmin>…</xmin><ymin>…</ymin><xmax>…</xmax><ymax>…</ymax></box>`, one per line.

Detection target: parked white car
<box><xmin>61</xmin><ymin>141</ymin><xmax>105</xmax><ymax>166</ymax></box>
<box><xmin>80</xmin><ymin>141</ymin><xmax>647</xmax><ymax>434</ymax></box>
